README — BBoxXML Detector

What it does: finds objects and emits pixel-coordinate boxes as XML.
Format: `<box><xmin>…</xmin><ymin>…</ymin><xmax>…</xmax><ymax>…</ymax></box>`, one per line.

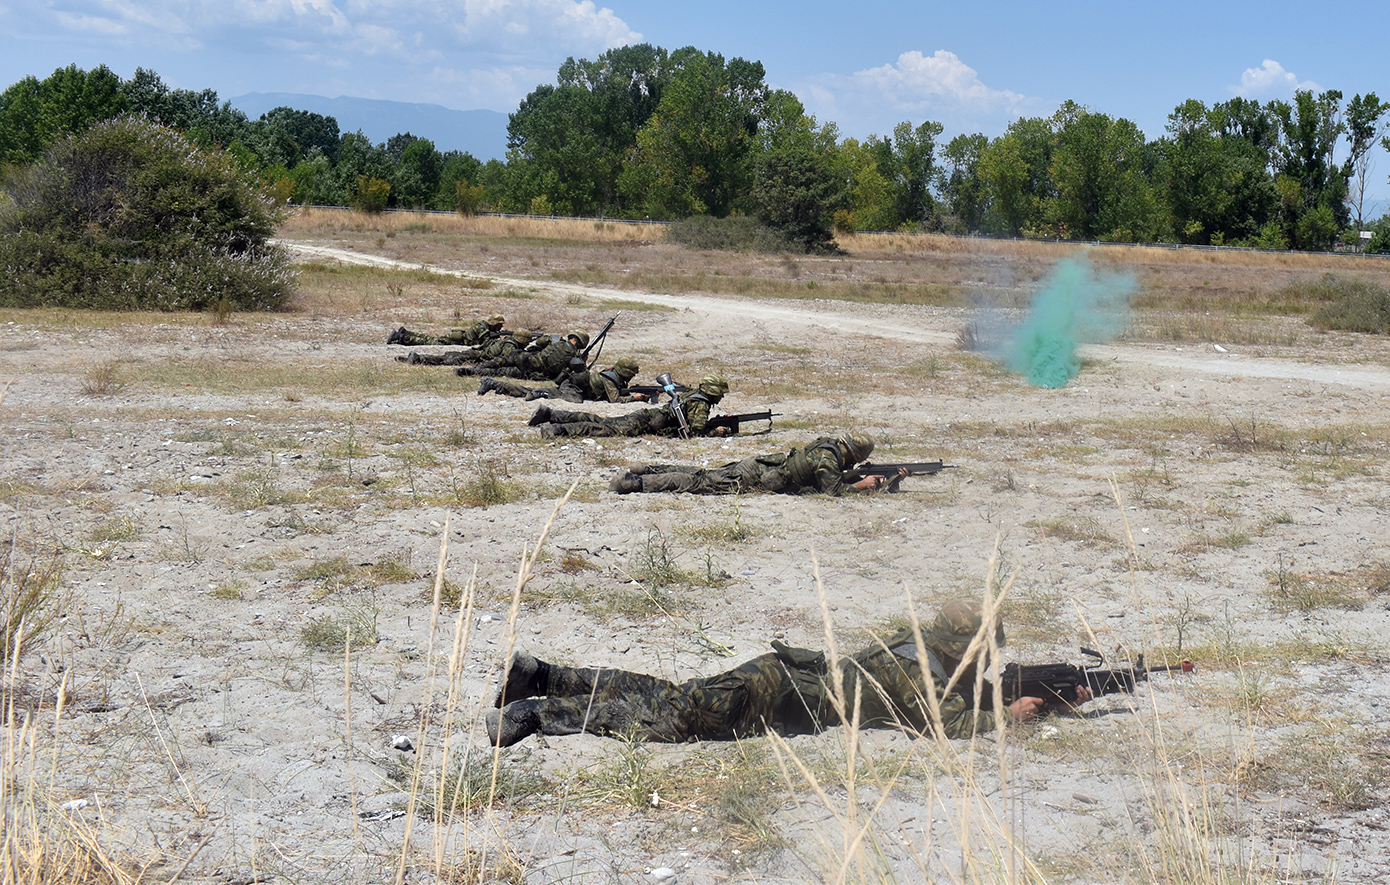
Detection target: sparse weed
<box><xmin>87</xmin><ymin>514</ymin><xmax>141</xmax><ymax>544</ymax></box>
<box><xmin>300</xmin><ymin>601</ymin><xmax>378</xmax><ymax>651</ymax></box>
<box><xmin>80</xmin><ymin>359</ymin><xmax>126</xmax><ymax>396</ymax></box>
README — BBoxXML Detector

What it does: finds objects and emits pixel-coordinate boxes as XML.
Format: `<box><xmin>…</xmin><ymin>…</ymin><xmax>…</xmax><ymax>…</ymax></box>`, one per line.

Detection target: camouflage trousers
<box><xmin>633</xmin><ymin>459</ymin><xmax>765</xmax><ymax>495</ymax></box>
<box><xmin>494</xmin><ymin>381</ymin><xmax>585</xmax><ymax>403</ymax></box>
<box><xmin>398</xmin><ymin>350</ymin><xmax>485</xmax><ymax>366</ymax></box>
<box><xmin>459</xmin><ymin>361</ymin><xmax>552</xmax><ymax>381</ymax></box>
<box><xmin>519</xmin><ymin>654</ymin><xmax>831</xmax><ymax>742</ymax></box>
<box><xmin>545</xmin><ymin>406</ymin><xmax>674</xmax><ymax>438</ymax></box>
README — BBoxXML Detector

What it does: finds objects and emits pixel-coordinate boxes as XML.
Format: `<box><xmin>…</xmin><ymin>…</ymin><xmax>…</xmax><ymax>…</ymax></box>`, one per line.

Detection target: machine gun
<box><xmin>972</xmin><ymin>649</ymin><xmax>1194</xmax><ymax>710</ymax></box>
<box><xmin>705</xmin><ymin>410</ymin><xmax>779</xmax><ymax>436</ymax></box>
<box><xmin>582</xmin><ymin>313</ymin><xmax>619</xmax><ymax>367</ymax></box>
<box><xmin>841</xmin><ymin>461</ymin><xmax>956</xmax><ymax>492</ymax></box>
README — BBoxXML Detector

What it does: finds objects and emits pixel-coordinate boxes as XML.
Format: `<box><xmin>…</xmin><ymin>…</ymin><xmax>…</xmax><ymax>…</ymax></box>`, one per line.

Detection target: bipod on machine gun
<box><xmin>655</xmin><ymin>372</ymin><xmax>692</xmax><ymax>439</ymax></box>
<box><xmin>582</xmin><ymin>312</ymin><xmax>620</xmax><ymax>368</ymax></box>
<box><xmin>843</xmin><ymin>460</ymin><xmax>957</xmax><ymax>492</ymax></box>
<box><xmin>976</xmin><ymin>648</ymin><xmax>1195</xmax><ymax>711</ymax></box>
<box><xmin>705</xmin><ymin>410</ymin><xmax>780</xmax><ymax>436</ymax></box>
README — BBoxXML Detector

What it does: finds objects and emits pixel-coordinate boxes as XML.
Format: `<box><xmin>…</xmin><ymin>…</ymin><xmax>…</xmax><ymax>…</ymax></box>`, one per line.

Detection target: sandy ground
<box><xmin>3</xmin><ymin>238</ymin><xmax>1389</xmax><ymax>884</ymax></box>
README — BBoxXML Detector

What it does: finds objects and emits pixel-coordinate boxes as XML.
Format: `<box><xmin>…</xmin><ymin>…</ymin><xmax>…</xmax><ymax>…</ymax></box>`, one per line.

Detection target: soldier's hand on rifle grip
<box><xmin>1008</xmin><ymin>696</ymin><xmax>1046</xmax><ymax>722</ymax></box>
<box><xmin>631</xmin><ymin>392</ymin><xmax>649</xmax><ymax>402</ymax></box>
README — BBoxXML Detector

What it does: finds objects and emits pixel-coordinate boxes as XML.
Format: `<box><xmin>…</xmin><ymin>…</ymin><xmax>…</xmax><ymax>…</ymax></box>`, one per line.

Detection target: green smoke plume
<box><xmin>1001</xmin><ymin>255</ymin><xmax>1135</xmax><ymax>388</ymax></box>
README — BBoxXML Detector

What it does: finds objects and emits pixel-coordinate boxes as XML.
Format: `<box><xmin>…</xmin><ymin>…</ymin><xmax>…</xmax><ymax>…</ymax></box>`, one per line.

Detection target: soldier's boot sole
<box><xmin>494</xmin><ymin>650</ymin><xmax>548</xmax><ymax>707</ymax></box>
<box><xmin>527</xmin><ymin>405</ymin><xmax>552</xmax><ymax>426</ymax></box>
<box><xmin>484</xmin><ymin>702</ymin><xmax>542</xmax><ymax>747</ymax></box>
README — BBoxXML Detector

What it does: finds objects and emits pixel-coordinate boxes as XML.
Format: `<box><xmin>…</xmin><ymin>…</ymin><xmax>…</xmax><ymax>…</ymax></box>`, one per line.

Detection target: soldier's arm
<box><xmin>686</xmin><ymin>399</ymin><xmax>712</xmax><ymax>435</ymax></box>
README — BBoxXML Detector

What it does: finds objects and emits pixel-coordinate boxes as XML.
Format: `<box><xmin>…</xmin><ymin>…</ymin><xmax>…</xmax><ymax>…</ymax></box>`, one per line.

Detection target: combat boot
<box><xmin>454</xmin><ymin>366</ymin><xmax>476</xmax><ymax>377</ymax></box>
<box><xmin>484</xmin><ymin>701</ymin><xmax>542</xmax><ymax>747</ymax></box>
<box><xmin>608</xmin><ymin>473</ymin><xmax>642</xmax><ymax>494</ymax></box>
<box><xmin>494</xmin><ymin>649</ymin><xmax>550</xmax><ymax>707</ymax></box>
<box><xmin>477</xmin><ymin>378</ymin><xmax>499</xmax><ymax>396</ymax></box>
<box><xmin>538</xmin><ymin>423</ymin><xmax>569</xmax><ymax>439</ymax></box>
<box><xmin>386</xmin><ymin>326</ymin><xmax>409</xmax><ymax>345</ymax></box>
<box><xmin>527</xmin><ymin>404</ymin><xmax>553</xmax><ymax>427</ymax></box>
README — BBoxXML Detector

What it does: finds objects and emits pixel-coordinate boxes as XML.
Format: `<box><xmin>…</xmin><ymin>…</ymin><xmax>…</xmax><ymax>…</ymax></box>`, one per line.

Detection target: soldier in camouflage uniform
<box><xmin>387</xmin><ymin>314</ymin><xmax>504</xmax><ymax>347</ymax></box>
<box><xmin>608</xmin><ymin>433</ymin><xmax>905</xmax><ymax>495</ymax></box>
<box><xmin>529</xmin><ymin>374</ymin><xmax>729</xmax><ymax>438</ymax></box>
<box><xmin>478</xmin><ymin>357</ymin><xmax>651</xmax><ymax>403</ymax></box>
<box><xmin>397</xmin><ymin>329</ymin><xmax>536</xmax><ymax>366</ymax></box>
<box><xmin>458</xmin><ymin>330</ymin><xmax>589</xmax><ymax>381</ymax></box>
<box><xmin>485</xmin><ymin>599</ymin><xmax>1082</xmax><ymax>746</ymax></box>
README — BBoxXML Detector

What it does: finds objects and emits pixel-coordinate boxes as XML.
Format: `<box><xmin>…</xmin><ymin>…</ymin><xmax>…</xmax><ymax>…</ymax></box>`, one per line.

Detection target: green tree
<box><xmin>1344</xmin><ymin>93</ymin><xmax>1389</xmax><ymax>228</ymax></box>
<box><xmin>335</xmin><ymin>131</ymin><xmax>392</xmax><ymax>204</ymax></box>
<box><xmin>394</xmin><ymin>138</ymin><xmax>443</xmax><ymax>208</ymax></box>
<box><xmin>1046</xmin><ymin>101</ymin><xmax>1160</xmax><ymax>241</ymax></box>
<box><xmin>1269</xmin><ymin>90</ymin><xmax>1349</xmax><ymax>249</ymax></box>
<box><xmin>977</xmin><ymin>116</ymin><xmax>1053</xmax><ymax>236</ymax></box>
<box><xmin>121</xmin><ymin>68</ymin><xmax>250</xmax><ymax>148</ymax></box>
<box><xmin>1154</xmin><ymin>99</ymin><xmax>1275</xmax><ymax>245</ymax></box>
<box><xmin>835</xmin><ymin>138</ymin><xmax>894</xmax><ymax>231</ymax></box>
<box><xmin>939</xmin><ymin>133</ymin><xmax>989</xmax><ymax>233</ymax></box>
<box><xmin>866</xmin><ymin>120</ymin><xmax>944</xmax><ymax>229</ymax></box>
<box><xmin>436</xmin><ymin>151</ymin><xmax>484</xmax><ymax>210</ymax></box>
<box><xmin>0</xmin><ymin>64</ymin><xmax>128</xmax><ymax>165</ymax></box>
<box><xmin>620</xmin><ymin>48</ymin><xmax>769</xmax><ymax>218</ymax></box>
<box><xmin>508</xmin><ymin>44</ymin><xmax>672</xmax><ymax>216</ymax></box>
<box><xmin>749</xmin><ymin>95</ymin><xmax>846</xmax><ymax>251</ymax></box>
<box><xmin>0</xmin><ymin>114</ymin><xmax>292</xmax><ymax>310</ymax></box>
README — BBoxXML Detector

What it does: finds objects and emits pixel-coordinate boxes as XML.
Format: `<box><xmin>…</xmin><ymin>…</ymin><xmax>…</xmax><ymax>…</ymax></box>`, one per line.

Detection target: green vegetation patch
<box><xmin>1303</xmin><ymin>274</ymin><xmax>1390</xmax><ymax>334</ymax></box>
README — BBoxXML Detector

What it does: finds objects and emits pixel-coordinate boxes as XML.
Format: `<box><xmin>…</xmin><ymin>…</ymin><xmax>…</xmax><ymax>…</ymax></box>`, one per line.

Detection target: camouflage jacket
<box><xmin>742</xmin><ymin>438</ymin><xmax>858</xmax><ymax>495</ymax></box>
<box><xmin>671</xmin><ymin>390</ymin><xmax>719</xmax><ymax>435</ymax></box>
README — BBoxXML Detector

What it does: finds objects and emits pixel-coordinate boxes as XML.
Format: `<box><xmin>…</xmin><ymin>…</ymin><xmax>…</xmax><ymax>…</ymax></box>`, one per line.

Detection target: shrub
<box><xmin>0</xmin><ymin>114</ymin><xmax>293</xmax><ymax>311</ymax></box>
<box><xmin>665</xmin><ymin>215</ymin><xmax>797</xmax><ymax>253</ymax></box>
<box><xmin>1305</xmin><ymin>274</ymin><xmax>1390</xmax><ymax>334</ymax></box>
<box><xmin>352</xmin><ymin>175</ymin><xmax>391</xmax><ymax>213</ymax></box>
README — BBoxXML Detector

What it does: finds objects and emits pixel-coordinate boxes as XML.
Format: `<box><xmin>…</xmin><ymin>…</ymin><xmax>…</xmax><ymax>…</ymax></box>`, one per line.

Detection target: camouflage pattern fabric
<box><xmin>633</xmin><ymin>437</ymin><xmax>860</xmax><ymax>495</ymax></box>
<box><xmin>495</xmin><ymin>369</ymin><xmax>637</xmax><ymax>404</ymax></box>
<box><xmin>467</xmin><ymin>337</ymin><xmax>577</xmax><ymax>381</ymax></box>
<box><xmin>398</xmin><ymin>319</ymin><xmax>497</xmax><ymax>347</ymax></box>
<box><xmin>507</xmin><ymin>630</ymin><xmax>995</xmax><ymax>743</ymax></box>
<box><xmin>543</xmin><ymin>389</ymin><xmax>719</xmax><ymax>437</ymax></box>
<box><xmin>401</xmin><ymin>338</ymin><xmax>520</xmax><ymax>367</ymax></box>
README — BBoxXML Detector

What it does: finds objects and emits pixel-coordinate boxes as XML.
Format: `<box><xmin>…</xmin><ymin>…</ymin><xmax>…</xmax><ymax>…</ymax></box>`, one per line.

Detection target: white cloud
<box><xmin>39</xmin><ymin>0</ymin><xmax>639</xmax><ymax>108</ymax></box>
<box><xmin>799</xmin><ymin>50</ymin><xmax>1044</xmax><ymax>139</ymax></box>
<box><xmin>1231</xmin><ymin>59</ymin><xmax>1321</xmax><ymax>100</ymax></box>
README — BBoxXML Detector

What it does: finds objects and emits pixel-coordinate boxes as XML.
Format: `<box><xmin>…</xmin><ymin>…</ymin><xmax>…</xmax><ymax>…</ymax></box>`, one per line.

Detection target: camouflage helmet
<box><xmin>698</xmin><ymin>374</ymin><xmax>729</xmax><ymax>398</ymax></box>
<box><xmin>841</xmin><ymin>432</ymin><xmax>875</xmax><ymax>463</ymax></box>
<box><xmin>486</xmin><ymin>313</ymin><xmax>505</xmax><ymax>328</ymax></box>
<box><xmin>511</xmin><ymin>328</ymin><xmax>534</xmax><ymax>346</ymax></box>
<box><xmin>926</xmin><ymin>598</ymin><xmax>1005</xmax><ymax>661</ymax></box>
<box><xmin>613</xmin><ymin>357</ymin><xmax>640</xmax><ymax>381</ymax></box>
<box><xmin>568</xmin><ymin>330</ymin><xmax>591</xmax><ymax>349</ymax></box>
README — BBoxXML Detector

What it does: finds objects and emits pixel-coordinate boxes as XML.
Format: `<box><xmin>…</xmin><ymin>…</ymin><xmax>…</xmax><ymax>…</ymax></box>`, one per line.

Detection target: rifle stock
<box><xmin>842</xmin><ymin>460</ymin><xmax>956</xmax><ymax>492</ymax></box>
<box><xmin>582</xmin><ymin>313</ymin><xmax>620</xmax><ymax>366</ymax></box>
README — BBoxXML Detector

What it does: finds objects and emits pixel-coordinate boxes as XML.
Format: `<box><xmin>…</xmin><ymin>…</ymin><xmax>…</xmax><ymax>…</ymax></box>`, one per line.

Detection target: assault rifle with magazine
<box><xmin>970</xmin><ymin>648</ymin><xmax>1194</xmax><ymax>710</ymax></box>
<box><xmin>706</xmin><ymin>410</ymin><xmax>780</xmax><ymax>435</ymax></box>
<box><xmin>625</xmin><ymin>381</ymin><xmax>690</xmax><ymax>398</ymax></box>
<box><xmin>842</xmin><ymin>460</ymin><xmax>956</xmax><ymax>492</ymax></box>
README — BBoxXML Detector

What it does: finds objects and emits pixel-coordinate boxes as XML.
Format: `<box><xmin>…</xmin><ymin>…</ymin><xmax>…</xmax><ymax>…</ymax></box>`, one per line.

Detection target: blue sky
<box><xmin>4</xmin><ymin>0</ymin><xmax>1388</xmax><ymax>208</ymax></box>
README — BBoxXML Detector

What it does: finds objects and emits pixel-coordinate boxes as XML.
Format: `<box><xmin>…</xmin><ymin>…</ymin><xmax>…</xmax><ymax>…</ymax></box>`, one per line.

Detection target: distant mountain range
<box><xmin>228</xmin><ymin>93</ymin><xmax>509</xmax><ymax>160</ymax></box>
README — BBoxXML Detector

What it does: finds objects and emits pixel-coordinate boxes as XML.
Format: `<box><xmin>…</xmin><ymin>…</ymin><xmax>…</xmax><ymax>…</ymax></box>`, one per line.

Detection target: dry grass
<box><xmin>280</xmin><ymin>207</ymin><xmax>663</xmax><ymax>244</ymax></box>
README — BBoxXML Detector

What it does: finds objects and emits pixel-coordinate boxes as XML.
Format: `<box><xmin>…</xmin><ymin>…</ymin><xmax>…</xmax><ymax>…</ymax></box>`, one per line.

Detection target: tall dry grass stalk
<box><xmin>838</xmin><ymin>229</ymin><xmax>1384</xmax><ymax>274</ymax></box>
<box><xmin>281</xmin><ymin>207</ymin><xmax>663</xmax><ymax>244</ymax></box>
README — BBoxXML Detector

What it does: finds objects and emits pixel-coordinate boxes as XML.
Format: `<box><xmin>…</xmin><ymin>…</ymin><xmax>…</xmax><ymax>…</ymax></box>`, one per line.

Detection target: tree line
<box><xmin>3</xmin><ymin>53</ymin><xmax>1388</xmax><ymax>253</ymax></box>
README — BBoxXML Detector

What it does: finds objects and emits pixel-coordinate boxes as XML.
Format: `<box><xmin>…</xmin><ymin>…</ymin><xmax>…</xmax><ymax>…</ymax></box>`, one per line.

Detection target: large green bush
<box><xmin>0</xmin><ymin>114</ymin><xmax>293</xmax><ymax>310</ymax></box>
<box><xmin>665</xmin><ymin>215</ymin><xmax>796</xmax><ymax>253</ymax></box>
<box><xmin>1297</xmin><ymin>274</ymin><xmax>1390</xmax><ymax>335</ymax></box>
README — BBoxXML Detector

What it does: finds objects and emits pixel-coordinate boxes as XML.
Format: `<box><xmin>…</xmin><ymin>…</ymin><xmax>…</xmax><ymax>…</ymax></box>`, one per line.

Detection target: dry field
<box><xmin>3</xmin><ymin>210</ymin><xmax>1389</xmax><ymax>884</ymax></box>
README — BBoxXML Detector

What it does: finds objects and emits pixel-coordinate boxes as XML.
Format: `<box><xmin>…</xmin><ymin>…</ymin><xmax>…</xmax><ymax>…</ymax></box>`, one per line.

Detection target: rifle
<box><xmin>656</xmin><ymin>372</ymin><xmax>691</xmax><ymax>439</ymax></box>
<box><xmin>626</xmin><ymin>382</ymin><xmax>690</xmax><ymax>398</ymax></box>
<box><xmin>705</xmin><ymin>410</ymin><xmax>780</xmax><ymax>435</ymax></box>
<box><xmin>582</xmin><ymin>313</ymin><xmax>620</xmax><ymax>367</ymax></box>
<box><xmin>974</xmin><ymin>648</ymin><xmax>1194</xmax><ymax>710</ymax></box>
<box><xmin>842</xmin><ymin>461</ymin><xmax>956</xmax><ymax>492</ymax></box>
